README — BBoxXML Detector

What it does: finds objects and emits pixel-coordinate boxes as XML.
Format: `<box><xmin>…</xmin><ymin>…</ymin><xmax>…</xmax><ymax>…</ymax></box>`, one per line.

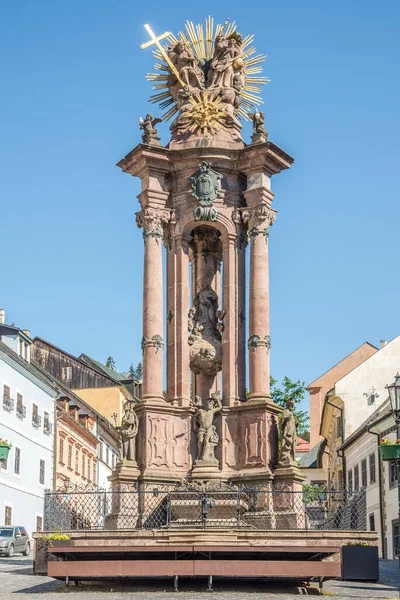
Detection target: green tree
<box><xmin>270</xmin><ymin>376</ymin><xmax>310</xmax><ymax>441</ymax></box>
<box><xmin>133</xmin><ymin>362</ymin><xmax>143</xmax><ymax>380</ymax></box>
<box><xmin>105</xmin><ymin>356</ymin><xmax>116</xmax><ymax>370</ymax></box>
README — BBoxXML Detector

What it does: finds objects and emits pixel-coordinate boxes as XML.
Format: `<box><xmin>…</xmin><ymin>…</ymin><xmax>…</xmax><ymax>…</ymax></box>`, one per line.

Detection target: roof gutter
<box><xmin>367</xmin><ymin>423</ymin><xmax>385</xmax><ymax>559</ymax></box>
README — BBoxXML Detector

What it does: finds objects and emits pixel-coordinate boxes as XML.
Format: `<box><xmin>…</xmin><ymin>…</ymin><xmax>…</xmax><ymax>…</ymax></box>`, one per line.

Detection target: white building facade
<box><xmin>323</xmin><ymin>335</ymin><xmax>400</xmax><ymax>559</ymax></box>
<box><xmin>0</xmin><ymin>316</ymin><xmax>58</xmax><ymax>538</ymax></box>
<box><xmin>342</xmin><ymin>404</ymin><xmax>398</xmax><ymax>559</ymax></box>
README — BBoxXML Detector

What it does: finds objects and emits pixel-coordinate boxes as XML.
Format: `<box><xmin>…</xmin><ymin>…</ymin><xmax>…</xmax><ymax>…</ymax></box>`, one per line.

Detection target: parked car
<box><xmin>0</xmin><ymin>527</ymin><xmax>30</xmax><ymax>557</ymax></box>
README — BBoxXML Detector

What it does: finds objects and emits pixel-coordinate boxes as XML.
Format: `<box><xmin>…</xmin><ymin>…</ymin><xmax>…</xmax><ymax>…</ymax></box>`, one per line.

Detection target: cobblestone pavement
<box><xmin>0</xmin><ymin>555</ymin><xmax>397</xmax><ymax>599</ymax></box>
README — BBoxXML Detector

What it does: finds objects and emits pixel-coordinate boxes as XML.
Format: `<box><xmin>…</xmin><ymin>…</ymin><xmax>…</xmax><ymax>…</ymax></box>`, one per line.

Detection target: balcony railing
<box><xmin>32</xmin><ymin>414</ymin><xmax>42</xmax><ymax>429</ymax></box>
<box><xmin>3</xmin><ymin>396</ymin><xmax>15</xmax><ymax>412</ymax></box>
<box><xmin>16</xmin><ymin>404</ymin><xmax>27</xmax><ymax>420</ymax></box>
<box><xmin>43</xmin><ymin>422</ymin><xmax>53</xmax><ymax>435</ymax></box>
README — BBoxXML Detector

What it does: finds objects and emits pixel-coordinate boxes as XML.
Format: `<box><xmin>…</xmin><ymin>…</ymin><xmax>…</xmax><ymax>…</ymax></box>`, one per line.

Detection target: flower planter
<box><xmin>379</xmin><ymin>444</ymin><xmax>400</xmax><ymax>460</ymax></box>
<box><xmin>341</xmin><ymin>545</ymin><xmax>379</xmax><ymax>581</ymax></box>
<box><xmin>0</xmin><ymin>446</ymin><xmax>10</xmax><ymax>461</ymax></box>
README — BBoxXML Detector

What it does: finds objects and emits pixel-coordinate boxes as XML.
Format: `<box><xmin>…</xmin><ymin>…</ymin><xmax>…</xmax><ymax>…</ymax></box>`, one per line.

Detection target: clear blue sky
<box><xmin>2</xmin><ymin>1</ymin><xmax>400</xmax><ymax>414</ymax></box>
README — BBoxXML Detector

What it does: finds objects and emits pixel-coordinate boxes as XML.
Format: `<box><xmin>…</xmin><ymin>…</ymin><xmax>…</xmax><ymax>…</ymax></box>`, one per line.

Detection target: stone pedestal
<box><xmin>106</xmin><ymin>461</ymin><xmax>140</xmax><ymax>529</ymax></box>
<box><xmin>273</xmin><ymin>463</ymin><xmax>306</xmax><ymax>529</ymax></box>
<box><xmin>117</xmin><ymin>135</ymin><xmax>294</xmax><ymax>490</ymax></box>
<box><xmin>191</xmin><ymin>460</ymin><xmax>221</xmax><ymax>481</ymax></box>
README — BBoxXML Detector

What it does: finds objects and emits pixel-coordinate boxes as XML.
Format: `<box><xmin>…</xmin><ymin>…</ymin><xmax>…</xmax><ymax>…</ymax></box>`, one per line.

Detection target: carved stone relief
<box><xmin>242</xmin><ymin>414</ymin><xmax>266</xmax><ymax>468</ymax></box>
<box><xmin>188</xmin><ymin>285</ymin><xmax>225</xmax><ymax>375</ymax></box>
<box><xmin>189</xmin><ymin>161</ymin><xmax>222</xmax><ymax>206</ymax></box>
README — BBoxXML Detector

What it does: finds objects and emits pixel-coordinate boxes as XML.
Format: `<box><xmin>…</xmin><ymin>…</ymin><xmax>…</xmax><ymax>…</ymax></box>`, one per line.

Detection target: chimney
<box><xmin>22</xmin><ymin>330</ymin><xmax>30</xmax><ymax>338</ymax></box>
<box><xmin>0</xmin><ymin>309</ymin><xmax>5</xmax><ymax>324</ymax></box>
<box><xmin>380</xmin><ymin>340</ymin><xmax>387</xmax><ymax>349</ymax></box>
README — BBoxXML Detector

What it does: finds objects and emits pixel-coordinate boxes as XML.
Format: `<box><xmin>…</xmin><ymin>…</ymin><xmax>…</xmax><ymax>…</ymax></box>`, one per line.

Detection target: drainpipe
<box><xmin>367</xmin><ymin>424</ymin><xmax>385</xmax><ymax>559</ymax></box>
<box><xmin>325</xmin><ymin>397</ymin><xmax>346</xmax><ymax>484</ymax></box>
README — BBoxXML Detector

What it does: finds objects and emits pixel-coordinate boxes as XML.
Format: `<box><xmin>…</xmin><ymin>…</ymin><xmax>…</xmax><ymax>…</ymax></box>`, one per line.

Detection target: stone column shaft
<box><xmin>222</xmin><ymin>233</ymin><xmax>239</xmax><ymax>405</ymax></box>
<box><xmin>175</xmin><ymin>234</ymin><xmax>191</xmax><ymax>404</ymax></box>
<box><xmin>136</xmin><ymin>207</ymin><xmax>170</xmax><ymax>402</ymax></box>
<box><xmin>242</xmin><ymin>201</ymin><xmax>276</xmax><ymax>401</ymax></box>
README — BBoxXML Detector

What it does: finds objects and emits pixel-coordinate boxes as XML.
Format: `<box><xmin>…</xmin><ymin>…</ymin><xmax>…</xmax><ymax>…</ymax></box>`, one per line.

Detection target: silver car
<box><xmin>0</xmin><ymin>527</ymin><xmax>30</xmax><ymax>557</ymax></box>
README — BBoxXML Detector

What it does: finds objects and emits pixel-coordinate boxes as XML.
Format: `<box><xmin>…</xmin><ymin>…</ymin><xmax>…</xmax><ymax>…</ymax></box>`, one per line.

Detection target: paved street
<box><xmin>0</xmin><ymin>555</ymin><xmax>397</xmax><ymax>599</ymax></box>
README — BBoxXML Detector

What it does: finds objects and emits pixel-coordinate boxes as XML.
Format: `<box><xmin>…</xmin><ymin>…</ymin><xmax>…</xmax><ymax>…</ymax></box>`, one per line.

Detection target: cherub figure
<box><xmin>139</xmin><ymin>114</ymin><xmax>162</xmax><ymax>145</ymax></box>
<box><xmin>249</xmin><ymin>110</ymin><xmax>267</xmax><ymax>135</ymax></box>
<box><xmin>248</xmin><ymin>110</ymin><xmax>268</xmax><ymax>142</ymax></box>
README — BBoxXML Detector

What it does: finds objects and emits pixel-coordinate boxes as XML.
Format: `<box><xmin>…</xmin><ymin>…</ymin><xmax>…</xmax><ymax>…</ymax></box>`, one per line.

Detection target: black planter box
<box><xmin>341</xmin><ymin>545</ymin><xmax>379</xmax><ymax>581</ymax></box>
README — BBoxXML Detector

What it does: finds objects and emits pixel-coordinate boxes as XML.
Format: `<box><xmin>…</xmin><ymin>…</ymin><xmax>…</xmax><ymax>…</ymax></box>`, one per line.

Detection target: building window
<box><xmin>106</xmin><ymin>446</ymin><xmax>109</xmax><ymax>465</ymax></box>
<box><xmin>82</xmin><ymin>454</ymin><xmax>86</xmax><ymax>478</ymax></box>
<box><xmin>36</xmin><ymin>516</ymin><xmax>43</xmax><ymax>532</ymax></box>
<box><xmin>32</xmin><ymin>403</ymin><xmax>41</xmax><ymax>429</ymax></box>
<box><xmin>68</xmin><ymin>444</ymin><xmax>72</xmax><ymax>469</ymax></box>
<box><xmin>354</xmin><ymin>464</ymin><xmax>359</xmax><ymax>491</ymax></box>
<box><xmin>99</xmin><ymin>442</ymin><xmax>103</xmax><ymax>461</ymax></box>
<box><xmin>14</xmin><ymin>448</ymin><xmax>21</xmax><ymax>475</ymax></box>
<box><xmin>43</xmin><ymin>411</ymin><xmax>52</xmax><ymax>435</ymax></box>
<box><xmin>93</xmin><ymin>462</ymin><xmax>96</xmax><ymax>484</ymax></box>
<box><xmin>361</xmin><ymin>459</ymin><xmax>367</xmax><ymax>488</ymax></box>
<box><xmin>24</xmin><ymin>343</ymin><xmax>28</xmax><ymax>361</ymax></box>
<box><xmin>3</xmin><ymin>385</ymin><xmax>14</xmax><ymax>412</ymax></box>
<box><xmin>59</xmin><ymin>438</ymin><xmax>64</xmax><ymax>463</ymax></box>
<box><xmin>393</xmin><ymin>520</ymin><xmax>399</xmax><ymax>558</ymax></box>
<box><xmin>369</xmin><ymin>453</ymin><xmax>376</xmax><ymax>484</ymax></box>
<box><xmin>389</xmin><ymin>461</ymin><xmax>398</xmax><ymax>486</ymax></box>
<box><xmin>39</xmin><ymin>459</ymin><xmax>45</xmax><ymax>485</ymax></box>
<box><xmin>19</xmin><ymin>338</ymin><xmax>23</xmax><ymax>357</ymax></box>
<box><xmin>348</xmin><ymin>469</ymin><xmax>353</xmax><ymax>490</ymax></box>
<box><xmin>335</xmin><ymin>416</ymin><xmax>342</xmax><ymax>439</ymax></box>
<box><xmin>16</xmin><ymin>393</ymin><xmax>26</xmax><ymax>419</ymax></box>
<box><xmin>87</xmin><ymin>459</ymin><xmax>91</xmax><ymax>482</ymax></box>
<box><xmin>369</xmin><ymin>513</ymin><xmax>375</xmax><ymax>531</ymax></box>
<box><xmin>75</xmin><ymin>449</ymin><xmax>79</xmax><ymax>473</ymax></box>
<box><xmin>4</xmin><ymin>505</ymin><xmax>12</xmax><ymax>526</ymax></box>
<box><xmin>62</xmin><ymin>366</ymin><xmax>72</xmax><ymax>381</ymax></box>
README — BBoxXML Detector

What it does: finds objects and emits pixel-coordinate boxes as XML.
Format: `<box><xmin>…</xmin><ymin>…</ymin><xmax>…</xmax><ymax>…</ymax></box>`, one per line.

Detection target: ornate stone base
<box><xmin>191</xmin><ymin>460</ymin><xmax>221</xmax><ymax>481</ymax></box>
<box><xmin>108</xmin><ymin>460</ymin><xmax>140</xmax><ymax>485</ymax></box>
<box><xmin>273</xmin><ymin>463</ymin><xmax>305</xmax><ymax>492</ymax></box>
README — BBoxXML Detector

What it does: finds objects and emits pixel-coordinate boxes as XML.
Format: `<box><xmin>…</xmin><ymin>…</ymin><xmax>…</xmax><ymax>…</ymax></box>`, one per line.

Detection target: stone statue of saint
<box><xmin>279</xmin><ymin>398</ymin><xmax>298</xmax><ymax>465</ymax></box>
<box><xmin>118</xmin><ymin>402</ymin><xmax>139</xmax><ymax>462</ymax></box>
<box><xmin>208</xmin><ymin>33</ymin><xmax>243</xmax><ymax>91</ymax></box>
<box><xmin>192</xmin><ymin>393</ymin><xmax>222</xmax><ymax>464</ymax></box>
<box><xmin>139</xmin><ymin>114</ymin><xmax>162</xmax><ymax>145</ymax></box>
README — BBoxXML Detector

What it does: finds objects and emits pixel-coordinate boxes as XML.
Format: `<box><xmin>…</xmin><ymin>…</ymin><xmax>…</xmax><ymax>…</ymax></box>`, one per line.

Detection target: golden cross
<box><xmin>141</xmin><ymin>24</ymin><xmax>185</xmax><ymax>87</ymax></box>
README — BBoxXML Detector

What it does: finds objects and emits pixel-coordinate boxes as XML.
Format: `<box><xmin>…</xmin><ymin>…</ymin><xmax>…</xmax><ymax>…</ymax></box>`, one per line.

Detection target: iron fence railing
<box><xmin>43</xmin><ymin>482</ymin><xmax>366</xmax><ymax>532</ymax></box>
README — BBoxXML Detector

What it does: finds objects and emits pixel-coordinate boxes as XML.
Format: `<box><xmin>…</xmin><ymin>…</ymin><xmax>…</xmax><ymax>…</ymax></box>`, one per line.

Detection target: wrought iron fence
<box><xmin>43</xmin><ymin>482</ymin><xmax>366</xmax><ymax>532</ymax></box>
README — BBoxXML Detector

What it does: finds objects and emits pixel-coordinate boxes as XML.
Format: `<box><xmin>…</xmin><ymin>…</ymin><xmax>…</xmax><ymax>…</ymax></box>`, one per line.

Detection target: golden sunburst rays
<box><xmin>187</xmin><ymin>91</ymin><xmax>227</xmax><ymax>136</ymax></box>
<box><xmin>144</xmin><ymin>16</ymin><xmax>269</xmax><ymax>124</ymax></box>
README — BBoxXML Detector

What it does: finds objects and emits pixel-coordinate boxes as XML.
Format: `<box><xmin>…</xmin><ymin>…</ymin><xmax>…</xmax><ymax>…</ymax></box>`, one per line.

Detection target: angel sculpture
<box><xmin>139</xmin><ymin>114</ymin><xmax>162</xmax><ymax>145</ymax></box>
<box><xmin>248</xmin><ymin>110</ymin><xmax>267</xmax><ymax>137</ymax></box>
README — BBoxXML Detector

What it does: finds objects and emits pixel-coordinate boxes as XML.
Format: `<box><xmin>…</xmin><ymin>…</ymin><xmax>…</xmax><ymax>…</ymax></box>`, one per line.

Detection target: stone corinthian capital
<box><xmin>136</xmin><ymin>208</ymin><xmax>173</xmax><ymax>244</ymax></box>
<box><xmin>241</xmin><ymin>203</ymin><xmax>276</xmax><ymax>242</ymax></box>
